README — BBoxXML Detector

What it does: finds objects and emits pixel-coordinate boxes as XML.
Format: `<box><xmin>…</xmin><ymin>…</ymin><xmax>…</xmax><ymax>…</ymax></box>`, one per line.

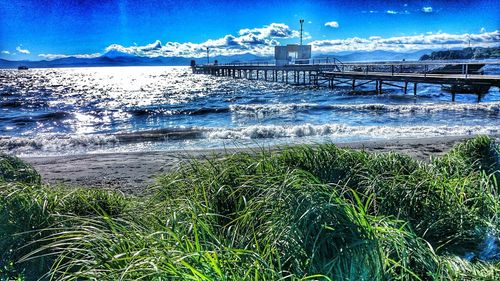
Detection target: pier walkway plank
<box><xmin>194</xmin><ymin>60</ymin><xmax>500</xmax><ymax>101</ymax></box>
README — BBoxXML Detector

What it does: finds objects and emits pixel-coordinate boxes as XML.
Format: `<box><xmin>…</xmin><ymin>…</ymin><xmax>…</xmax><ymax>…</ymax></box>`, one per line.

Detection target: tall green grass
<box><xmin>1</xmin><ymin>136</ymin><xmax>499</xmax><ymax>280</ymax></box>
<box><xmin>0</xmin><ymin>154</ymin><xmax>40</xmax><ymax>185</ymax></box>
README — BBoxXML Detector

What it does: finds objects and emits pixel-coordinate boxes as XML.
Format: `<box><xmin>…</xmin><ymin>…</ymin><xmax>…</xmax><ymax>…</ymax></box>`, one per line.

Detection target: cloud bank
<box><xmin>324</xmin><ymin>21</ymin><xmax>339</xmax><ymax>28</ymax></box>
<box><xmin>421</xmin><ymin>6</ymin><xmax>433</xmax><ymax>13</ymax></box>
<box><xmin>38</xmin><ymin>53</ymin><xmax>101</xmax><ymax>60</ymax></box>
<box><xmin>36</xmin><ymin>23</ymin><xmax>308</xmax><ymax>60</ymax></box>
<box><xmin>16</xmin><ymin>45</ymin><xmax>30</xmax><ymax>54</ymax></box>
<box><xmin>35</xmin><ymin>23</ymin><xmax>500</xmax><ymax>60</ymax></box>
<box><xmin>104</xmin><ymin>23</ymin><xmax>300</xmax><ymax>58</ymax></box>
<box><xmin>310</xmin><ymin>30</ymin><xmax>500</xmax><ymax>53</ymax></box>
<box><xmin>385</xmin><ymin>9</ymin><xmax>410</xmax><ymax>15</ymax></box>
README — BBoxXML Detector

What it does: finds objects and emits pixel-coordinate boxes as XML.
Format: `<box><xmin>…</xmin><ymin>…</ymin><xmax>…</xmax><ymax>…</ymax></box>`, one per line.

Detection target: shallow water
<box><xmin>1</xmin><ymin>66</ymin><xmax>499</xmax><ymax>156</ymax></box>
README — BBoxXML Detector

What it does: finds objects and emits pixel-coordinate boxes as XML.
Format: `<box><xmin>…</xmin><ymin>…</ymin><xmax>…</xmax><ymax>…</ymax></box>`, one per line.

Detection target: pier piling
<box><xmin>193</xmin><ymin>61</ymin><xmax>500</xmax><ymax>101</ymax></box>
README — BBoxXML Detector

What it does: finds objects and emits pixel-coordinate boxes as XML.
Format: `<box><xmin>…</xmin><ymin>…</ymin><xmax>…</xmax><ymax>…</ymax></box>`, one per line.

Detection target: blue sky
<box><xmin>0</xmin><ymin>0</ymin><xmax>499</xmax><ymax>60</ymax></box>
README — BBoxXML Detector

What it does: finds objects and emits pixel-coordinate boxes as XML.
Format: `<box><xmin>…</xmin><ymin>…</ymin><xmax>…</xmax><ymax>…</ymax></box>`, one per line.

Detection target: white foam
<box><xmin>0</xmin><ymin>134</ymin><xmax>118</xmax><ymax>154</ymax></box>
<box><xmin>328</xmin><ymin>102</ymin><xmax>500</xmax><ymax>114</ymax></box>
<box><xmin>229</xmin><ymin>103</ymin><xmax>314</xmax><ymax>117</ymax></box>
<box><xmin>3</xmin><ymin>124</ymin><xmax>499</xmax><ymax>156</ymax></box>
<box><xmin>229</xmin><ymin>102</ymin><xmax>500</xmax><ymax>117</ymax></box>
<box><xmin>205</xmin><ymin>124</ymin><xmax>500</xmax><ymax>140</ymax></box>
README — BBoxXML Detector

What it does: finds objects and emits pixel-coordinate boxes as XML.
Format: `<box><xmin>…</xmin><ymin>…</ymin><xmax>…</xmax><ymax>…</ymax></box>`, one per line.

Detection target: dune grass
<box><xmin>1</xmin><ymin>136</ymin><xmax>499</xmax><ymax>280</ymax></box>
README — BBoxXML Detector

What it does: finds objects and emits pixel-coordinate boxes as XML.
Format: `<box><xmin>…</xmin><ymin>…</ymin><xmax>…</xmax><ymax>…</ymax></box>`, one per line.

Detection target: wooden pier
<box><xmin>193</xmin><ymin>60</ymin><xmax>500</xmax><ymax>102</ymax></box>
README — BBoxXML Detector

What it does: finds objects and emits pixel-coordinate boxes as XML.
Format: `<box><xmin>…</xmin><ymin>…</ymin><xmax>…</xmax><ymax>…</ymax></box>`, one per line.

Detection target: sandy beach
<box><xmin>20</xmin><ymin>135</ymin><xmax>495</xmax><ymax>195</ymax></box>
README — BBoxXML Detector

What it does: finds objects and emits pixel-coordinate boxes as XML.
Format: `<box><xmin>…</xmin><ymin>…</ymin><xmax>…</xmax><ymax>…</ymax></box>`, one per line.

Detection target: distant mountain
<box><xmin>0</xmin><ymin>56</ymin><xmax>193</xmax><ymax>68</ymax></box>
<box><xmin>0</xmin><ymin>53</ymin><xmax>272</xmax><ymax>69</ymax></box>
<box><xmin>315</xmin><ymin>49</ymin><xmax>435</xmax><ymax>62</ymax></box>
<box><xmin>4</xmin><ymin>47</ymin><xmax>497</xmax><ymax>69</ymax></box>
<box><xmin>211</xmin><ymin>53</ymin><xmax>272</xmax><ymax>63</ymax></box>
<box><xmin>101</xmin><ymin>50</ymin><xmax>137</xmax><ymax>58</ymax></box>
<box><xmin>419</xmin><ymin>47</ymin><xmax>500</xmax><ymax>60</ymax></box>
<box><xmin>0</xmin><ymin>58</ymin><xmax>31</xmax><ymax>68</ymax></box>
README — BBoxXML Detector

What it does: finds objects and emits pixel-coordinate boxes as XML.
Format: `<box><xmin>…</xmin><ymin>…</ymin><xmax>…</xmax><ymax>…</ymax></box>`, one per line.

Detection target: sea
<box><xmin>1</xmin><ymin>66</ymin><xmax>499</xmax><ymax>156</ymax></box>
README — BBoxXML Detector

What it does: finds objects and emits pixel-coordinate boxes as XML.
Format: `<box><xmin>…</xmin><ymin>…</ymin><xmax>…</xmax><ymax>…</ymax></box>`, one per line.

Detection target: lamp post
<box><xmin>299</xmin><ymin>19</ymin><xmax>304</xmax><ymax>46</ymax></box>
<box><xmin>206</xmin><ymin>47</ymin><xmax>209</xmax><ymax>64</ymax></box>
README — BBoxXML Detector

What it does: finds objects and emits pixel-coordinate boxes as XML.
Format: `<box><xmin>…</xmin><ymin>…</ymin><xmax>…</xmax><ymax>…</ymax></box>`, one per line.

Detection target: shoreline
<box><xmin>21</xmin><ymin>134</ymin><xmax>499</xmax><ymax>194</ymax></box>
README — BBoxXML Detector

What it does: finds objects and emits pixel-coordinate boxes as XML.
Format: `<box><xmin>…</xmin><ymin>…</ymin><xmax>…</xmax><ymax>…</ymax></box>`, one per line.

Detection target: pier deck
<box><xmin>194</xmin><ymin>60</ymin><xmax>500</xmax><ymax>102</ymax></box>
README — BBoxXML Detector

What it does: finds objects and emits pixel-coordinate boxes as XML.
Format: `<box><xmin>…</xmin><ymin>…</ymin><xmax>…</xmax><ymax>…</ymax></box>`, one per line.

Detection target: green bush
<box><xmin>0</xmin><ymin>183</ymin><xmax>132</xmax><ymax>280</ymax></box>
<box><xmin>0</xmin><ymin>154</ymin><xmax>40</xmax><ymax>185</ymax></box>
<box><xmin>1</xmin><ymin>136</ymin><xmax>499</xmax><ymax>280</ymax></box>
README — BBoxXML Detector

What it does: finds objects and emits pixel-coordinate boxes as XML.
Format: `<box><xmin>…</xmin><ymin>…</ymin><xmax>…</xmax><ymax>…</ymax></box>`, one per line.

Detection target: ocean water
<box><xmin>1</xmin><ymin>66</ymin><xmax>499</xmax><ymax>156</ymax></box>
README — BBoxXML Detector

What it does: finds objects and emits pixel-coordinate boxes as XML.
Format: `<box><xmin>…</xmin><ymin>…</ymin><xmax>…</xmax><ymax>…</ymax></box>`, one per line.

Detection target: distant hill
<box><xmin>0</xmin><ymin>53</ymin><xmax>271</xmax><ymax>69</ymax></box>
<box><xmin>4</xmin><ymin>47</ymin><xmax>498</xmax><ymax>69</ymax></box>
<box><xmin>419</xmin><ymin>47</ymin><xmax>500</xmax><ymax>60</ymax></box>
<box><xmin>316</xmin><ymin>49</ymin><xmax>434</xmax><ymax>62</ymax></box>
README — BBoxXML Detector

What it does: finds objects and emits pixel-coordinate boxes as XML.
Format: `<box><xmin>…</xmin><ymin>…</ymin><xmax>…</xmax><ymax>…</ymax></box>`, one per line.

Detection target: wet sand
<box><xmin>21</xmin><ymin>135</ymin><xmax>495</xmax><ymax>195</ymax></box>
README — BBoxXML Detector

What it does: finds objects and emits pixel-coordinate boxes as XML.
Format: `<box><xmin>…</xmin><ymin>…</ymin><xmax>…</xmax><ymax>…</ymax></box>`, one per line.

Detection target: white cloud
<box><xmin>1</xmin><ymin>50</ymin><xmax>10</xmax><ymax>55</ymax></box>
<box><xmin>310</xmin><ymin>30</ymin><xmax>500</xmax><ymax>53</ymax></box>
<box><xmin>38</xmin><ymin>53</ymin><xmax>101</xmax><ymax>60</ymax></box>
<box><xmin>385</xmin><ymin>10</ymin><xmax>410</xmax><ymax>15</ymax></box>
<box><xmin>324</xmin><ymin>21</ymin><xmax>339</xmax><ymax>28</ymax></box>
<box><xmin>38</xmin><ymin>54</ymin><xmax>68</xmax><ymax>60</ymax></box>
<box><xmin>103</xmin><ymin>23</ymin><xmax>301</xmax><ymax>58</ymax></box>
<box><xmin>138</xmin><ymin>40</ymin><xmax>162</xmax><ymax>51</ymax></box>
<box><xmin>73</xmin><ymin>53</ymin><xmax>102</xmax><ymax>58</ymax></box>
<box><xmin>34</xmin><ymin>24</ymin><xmax>500</xmax><ymax>60</ymax></box>
<box><xmin>480</xmin><ymin>27</ymin><xmax>486</xmax><ymax>33</ymax></box>
<box><xmin>16</xmin><ymin>45</ymin><xmax>30</xmax><ymax>54</ymax></box>
<box><xmin>422</xmin><ymin>6</ymin><xmax>433</xmax><ymax>13</ymax></box>
<box><xmin>238</xmin><ymin>23</ymin><xmax>300</xmax><ymax>40</ymax></box>
<box><xmin>33</xmin><ymin>23</ymin><xmax>305</xmax><ymax>60</ymax></box>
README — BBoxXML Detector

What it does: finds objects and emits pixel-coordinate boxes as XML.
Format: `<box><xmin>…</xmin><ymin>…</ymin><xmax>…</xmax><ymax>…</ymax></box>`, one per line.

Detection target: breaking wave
<box><xmin>0</xmin><ymin>111</ymin><xmax>73</xmax><ymax>123</ymax></box>
<box><xmin>125</xmin><ymin>102</ymin><xmax>500</xmax><ymax>118</ymax></box>
<box><xmin>2</xmin><ymin>124</ymin><xmax>498</xmax><ymax>155</ymax></box>
<box><xmin>229</xmin><ymin>102</ymin><xmax>500</xmax><ymax>117</ymax></box>
<box><xmin>204</xmin><ymin>124</ymin><xmax>500</xmax><ymax>139</ymax></box>
<box><xmin>1</xmin><ymin>67</ymin><xmax>499</xmax><ymax>156</ymax></box>
<box><xmin>128</xmin><ymin>107</ymin><xmax>230</xmax><ymax>116</ymax></box>
<box><xmin>0</xmin><ymin>134</ymin><xmax>118</xmax><ymax>152</ymax></box>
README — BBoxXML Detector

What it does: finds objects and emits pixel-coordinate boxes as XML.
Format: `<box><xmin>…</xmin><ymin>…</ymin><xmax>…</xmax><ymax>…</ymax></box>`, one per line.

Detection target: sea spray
<box><xmin>2</xmin><ymin>124</ymin><xmax>500</xmax><ymax>156</ymax></box>
<box><xmin>205</xmin><ymin>124</ymin><xmax>500</xmax><ymax>139</ymax></box>
<box><xmin>230</xmin><ymin>102</ymin><xmax>500</xmax><ymax>116</ymax></box>
<box><xmin>1</xmin><ymin>67</ymin><xmax>500</xmax><ymax>156</ymax></box>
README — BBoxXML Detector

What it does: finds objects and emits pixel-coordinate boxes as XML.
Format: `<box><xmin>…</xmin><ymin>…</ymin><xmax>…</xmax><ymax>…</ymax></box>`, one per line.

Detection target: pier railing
<box><xmin>216</xmin><ymin>57</ymin><xmax>346</xmax><ymax>66</ymax></box>
<box><xmin>205</xmin><ymin>59</ymin><xmax>499</xmax><ymax>79</ymax></box>
<box><xmin>220</xmin><ymin>61</ymin><xmax>275</xmax><ymax>66</ymax></box>
<box><xmin>195</xmin><ymin>59</ymin><xmax>500</xmax><ymax>101</ymax></box>
<box><xmin>325</xmin><ymin>61</ymin><xmax>499</xmax><ymax>78</ymax></box>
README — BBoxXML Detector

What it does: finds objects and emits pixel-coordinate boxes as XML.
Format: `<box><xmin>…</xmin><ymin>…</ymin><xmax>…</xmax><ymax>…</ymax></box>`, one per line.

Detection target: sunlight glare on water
<box><xmin>0</xmin><ymin>66</ymin><xmax>499</xmax><ymax>156</ymax></box>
